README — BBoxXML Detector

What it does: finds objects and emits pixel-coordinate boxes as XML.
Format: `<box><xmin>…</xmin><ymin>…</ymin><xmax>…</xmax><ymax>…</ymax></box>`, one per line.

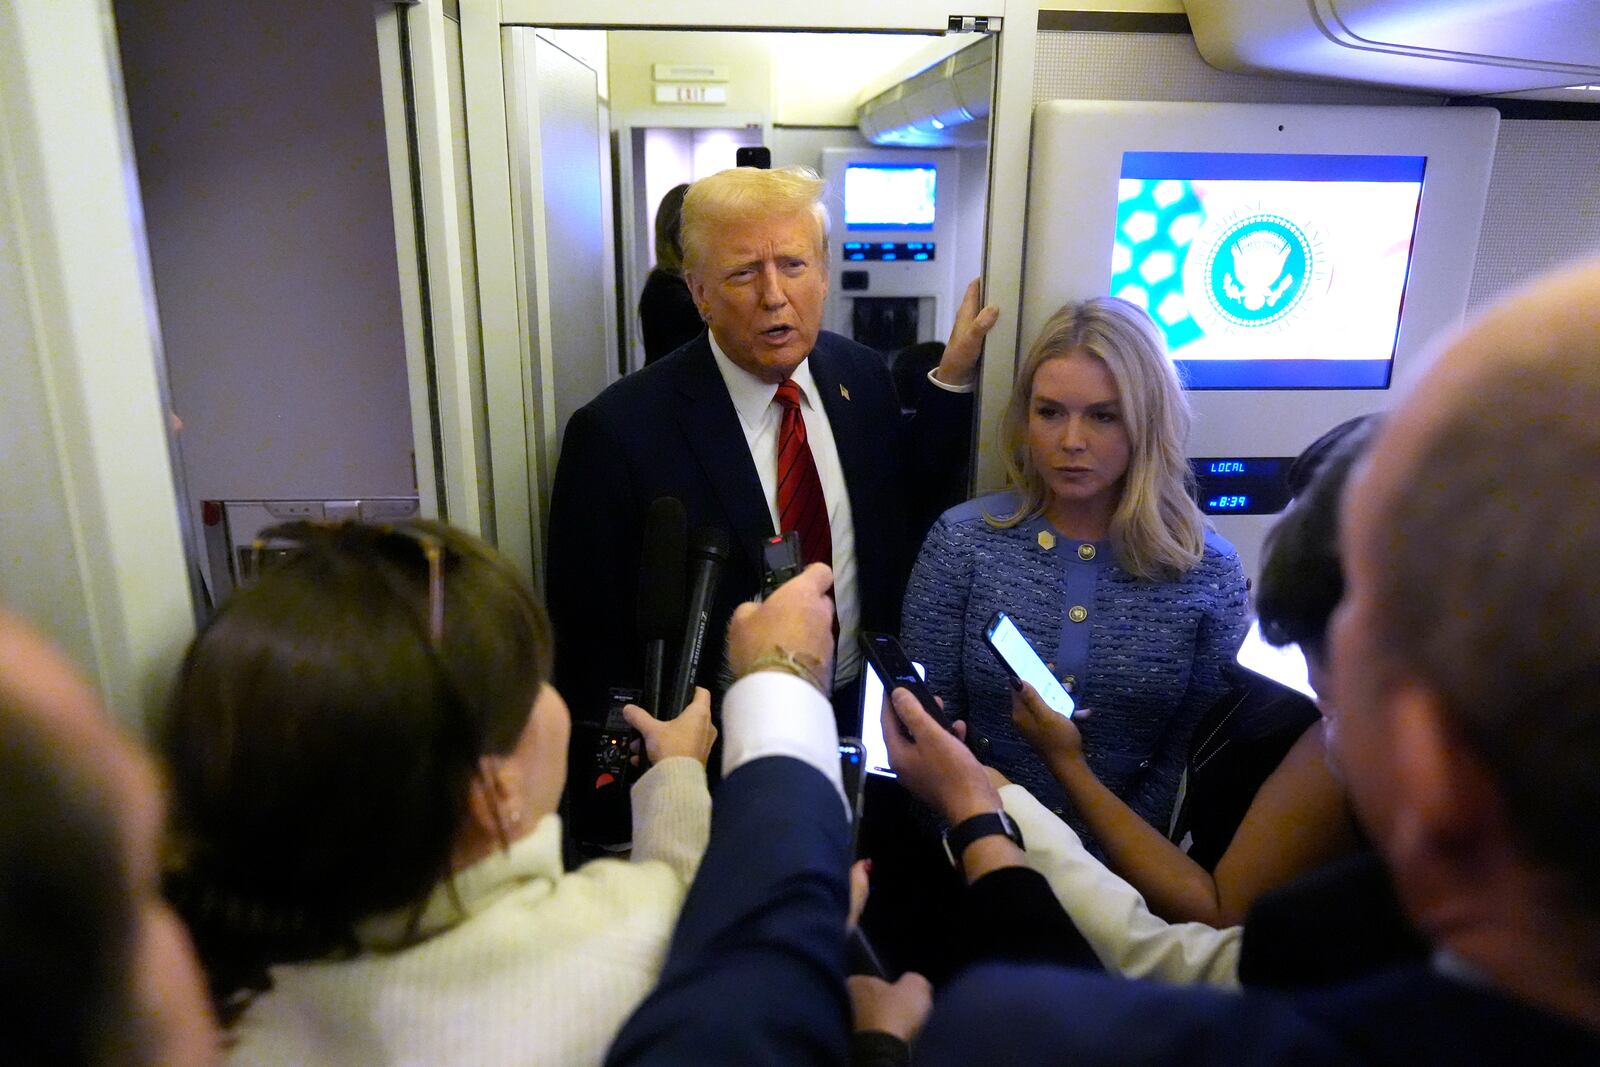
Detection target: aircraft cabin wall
<box><xmin>1025</xmin><ymin>14</ymin><xmax>1600</xmax><ymax>580</ymax></box>
<box><xmin>111</xmin><ymin>0</ymin><xmax>422</xmax><ymax>605</ymax></box>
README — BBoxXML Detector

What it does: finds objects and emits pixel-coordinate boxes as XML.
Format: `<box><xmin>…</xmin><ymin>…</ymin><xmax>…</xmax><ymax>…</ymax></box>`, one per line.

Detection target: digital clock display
<box><xmin>1190</xmin><ymin>456</ymin><xmax>1294</xmax><ymax>516</ymax></box>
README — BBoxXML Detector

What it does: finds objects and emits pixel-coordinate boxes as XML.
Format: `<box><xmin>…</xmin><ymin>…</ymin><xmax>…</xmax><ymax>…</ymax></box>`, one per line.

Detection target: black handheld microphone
<box><xmin>637</xmin><ymin>497</ymin><xmax>688</xmax><ymax>716</ymax></box>
<box><xmin>665</xmin><ymin>526</ymin><xmax>731</xmax><ymax>720</ymax></box>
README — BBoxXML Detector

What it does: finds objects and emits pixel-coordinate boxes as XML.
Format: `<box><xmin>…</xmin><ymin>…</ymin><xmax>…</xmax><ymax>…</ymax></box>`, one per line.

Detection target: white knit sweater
<box><xmin>225</xmin><ymin>757</ymin><xmax>711</xmax><ymax>1067</ymax></box>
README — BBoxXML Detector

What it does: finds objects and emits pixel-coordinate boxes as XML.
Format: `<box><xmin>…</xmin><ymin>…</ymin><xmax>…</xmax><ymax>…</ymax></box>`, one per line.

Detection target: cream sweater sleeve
<box><xmin>628</xmin><ymin>756</ymin><xmax>712</xmax><ymax>884</ymax></box>
<box><xmin>1000</xmin><ymin>783</ymin><xmax>1243</xmax><ymax>989</ymax></box>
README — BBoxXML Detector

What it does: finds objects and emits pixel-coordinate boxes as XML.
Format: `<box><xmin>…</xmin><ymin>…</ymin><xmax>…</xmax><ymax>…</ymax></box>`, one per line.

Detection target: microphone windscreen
<box><xmin>637</xmin><ymin>497</ymin><xmax>688</xmax><ymax>640</ymax></box>
<box><xmin>691</xmin><ymin>524</ymin><xmax>732</xmax><ymax>564</ymax></box>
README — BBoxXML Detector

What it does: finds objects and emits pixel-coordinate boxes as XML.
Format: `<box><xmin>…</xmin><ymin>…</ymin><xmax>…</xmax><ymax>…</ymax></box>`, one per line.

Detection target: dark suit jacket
<box><xmin>546</xmin><ymin>330</ymin><xmax>973</xmax><ymax>729</ymax></box>
<box><xmin>915</xmin><ymin>962</ymin><xmax>1600</xmax><ymax>1065</ymax></box>
<box><xmin>603</xmin><ymin>756</ymin><xmax>853</xmax><ymax>1067</ymax></box>
<box><xmin>1240</xmin><ymin>849</ymin><xmax>1429</xmax><ymax>989</ymax></box>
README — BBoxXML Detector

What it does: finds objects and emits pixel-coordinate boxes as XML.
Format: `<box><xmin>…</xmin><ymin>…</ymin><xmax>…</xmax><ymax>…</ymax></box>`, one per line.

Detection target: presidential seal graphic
<box><xmin>1182</xmin><ymin>208</ymin><xmax>1329</xmax><ymax>338</ymax></box>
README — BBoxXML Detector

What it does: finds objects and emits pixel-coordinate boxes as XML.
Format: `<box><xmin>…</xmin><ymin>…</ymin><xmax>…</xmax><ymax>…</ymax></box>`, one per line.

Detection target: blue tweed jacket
<box><xmin>902</xmin><ymin>491</ymin><xmax>1249</xmax><ymax>839</ymax></box>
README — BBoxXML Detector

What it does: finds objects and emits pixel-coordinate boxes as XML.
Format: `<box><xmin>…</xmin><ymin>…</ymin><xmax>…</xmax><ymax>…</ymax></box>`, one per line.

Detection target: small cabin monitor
<box><xmin>844</xmin><ymin>163</ymin><xmax>938</xmax><ymax>230</ymax></box>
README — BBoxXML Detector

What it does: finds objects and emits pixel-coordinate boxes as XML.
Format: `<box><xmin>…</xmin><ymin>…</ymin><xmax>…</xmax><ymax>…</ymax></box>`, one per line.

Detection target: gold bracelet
<box><xmin>741</xmin><ymin>647</ymin><xmax>829</xmax><ymax>694</ymax></box>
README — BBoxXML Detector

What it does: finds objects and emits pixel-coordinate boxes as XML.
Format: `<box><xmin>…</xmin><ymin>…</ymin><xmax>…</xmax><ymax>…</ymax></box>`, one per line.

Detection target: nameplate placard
<box><xmin>653</xmin><ymin>63</ymin><xmax>729</xmax><ymax>82</ymax></box>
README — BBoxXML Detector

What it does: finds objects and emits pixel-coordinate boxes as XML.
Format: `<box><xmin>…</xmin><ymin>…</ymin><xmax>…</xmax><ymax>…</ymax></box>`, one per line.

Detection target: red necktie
<box><xmin>775</xmin><ymin>378</ymin><xmax>832</xmax><ymax>568</ymax></box>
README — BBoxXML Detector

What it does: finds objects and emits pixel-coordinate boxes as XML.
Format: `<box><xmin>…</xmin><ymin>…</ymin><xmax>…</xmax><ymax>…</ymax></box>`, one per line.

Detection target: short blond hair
<box><xmin>681</xmin><ymin>165</ymin><xmax>829</xmax><ymax>273</ymax></box>
<box><xmin>990</xmin><ymin>298</ymin><xmax>1204</xmax><ymax>582</ymax></box>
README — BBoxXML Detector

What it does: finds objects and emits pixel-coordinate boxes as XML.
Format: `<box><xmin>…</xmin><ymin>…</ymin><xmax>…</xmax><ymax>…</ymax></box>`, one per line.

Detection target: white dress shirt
<box><xmin>721</xmin><ymin>670</ymin><xmax>848</xmax><ymax>815</ymax></box>
<box><xmin>1000</xmin><ymin>783</ymin><xmax>1243</xmax><ymax>987</ymax></box>
<box><xmin>709</xmin><ymin>334</ymin><xmax>863</xmax><ymax>681</ymax></box>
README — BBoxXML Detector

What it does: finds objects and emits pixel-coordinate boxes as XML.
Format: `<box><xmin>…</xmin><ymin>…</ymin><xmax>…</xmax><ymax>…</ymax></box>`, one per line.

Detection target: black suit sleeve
<box><xmin>604</xmin><ymin>757</ymin><xmax>853</xmax><ymax>1067</ymax></box>
<box><xmin>546</xmin><ymin>403</ymin><xmax>644</xmax><ymax>728</ymax></box>
<box><xmin>1239</xmin><ymin>851</ymin><xmax>1428</xmax><ymax>990</ymax></box>
<box><xmin>899</xmin><ymin>381</ymin><xmax>974</xmax><ymax>560</ymax></box>
<box><xmin>954</xmin><ymin>866</ymin><xmax>1101</xmax><ymax>972</ymax></box>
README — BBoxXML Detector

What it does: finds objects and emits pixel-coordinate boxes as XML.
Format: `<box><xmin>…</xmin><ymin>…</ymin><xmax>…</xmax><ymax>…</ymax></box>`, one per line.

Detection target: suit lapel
<box><xmin>809</xmin><ymin>343</ymin><xmax>869</xmax><ymax>500</ymax></box>
<box><xmin>672</xmin><ymin>338</ymin><xmax>774</xmax><ymax>571</ymax></box>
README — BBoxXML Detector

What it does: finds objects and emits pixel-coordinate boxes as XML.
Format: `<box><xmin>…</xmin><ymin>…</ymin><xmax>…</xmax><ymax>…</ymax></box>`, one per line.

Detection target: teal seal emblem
<box><xmin>1203</xmin><ymin>213</ymin><xmax>1312</xmax><ymax>327</ymax></box>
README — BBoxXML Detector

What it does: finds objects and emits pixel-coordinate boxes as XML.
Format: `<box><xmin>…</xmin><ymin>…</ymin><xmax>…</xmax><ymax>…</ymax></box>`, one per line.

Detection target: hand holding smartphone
<box><xmin>859</xmin><ymin>631</ymin><xmax>954</xmax><ymax>733</ymax></box>
<box><xmin>983</xmin><ymin>612</ymin><xmax>1076</xmax><ymax>718</ymax></box>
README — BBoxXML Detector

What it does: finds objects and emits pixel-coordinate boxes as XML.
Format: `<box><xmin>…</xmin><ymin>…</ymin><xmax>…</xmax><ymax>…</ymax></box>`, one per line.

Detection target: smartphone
<box><xmin>983</xmin><ymin>612</ymin><xmax>1076</xmax><ymax>719</ymax></box>
<box><xmin>1234</xmin><ymin>618</ymin><xmax>1316</xmax><ymax>700</ymax></box>
<box><xmin>838</xmin><ymin>737</ymin><xmax>866</xmax><ymax>850</ymax></box>
<box><xmin>859</xmin><ymin>631</ymin><xmax>953</xmax><ymax>732</ymax></box>
<box><xmin>735</xmin><ymin>145</ymin><xmax>771</xmax><ymax>169</ymax></box>
<box><xmin>760</xmin><ymin>531</ymin><xmax>803</xmax><ymax>599</ymax></box>
<box><xmin>858</xmin><ymin>657</ymin><xmax>924</xmax><ymax>779</ymax></box>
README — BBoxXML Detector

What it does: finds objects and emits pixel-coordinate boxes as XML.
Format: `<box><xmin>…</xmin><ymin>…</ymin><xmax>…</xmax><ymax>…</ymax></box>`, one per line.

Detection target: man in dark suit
<box><xmin>547</xmin><ymin>165</ymin><xmax>996</xmax><ymax>747</ymax></box>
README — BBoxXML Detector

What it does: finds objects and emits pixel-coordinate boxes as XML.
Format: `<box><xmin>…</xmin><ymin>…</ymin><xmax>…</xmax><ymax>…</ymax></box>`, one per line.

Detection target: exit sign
<box><xmin>654</xmin><ymin>84</ymin><xmax>728</xmax><ymax>105</ymax></box>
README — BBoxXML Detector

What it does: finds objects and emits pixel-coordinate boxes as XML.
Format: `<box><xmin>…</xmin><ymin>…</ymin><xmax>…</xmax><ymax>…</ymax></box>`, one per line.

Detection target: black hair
<box><xmin>0</xmin><ymin>703</ymin><xmax>141</xmax><ymax>1067</ymax></box>
<box><xmin>1256</xmin><ymin>416</ymin><xmax>1380</xmax><ymax>656</ymax></box>
<box><xmin>161</xmin><ymin>520</ymin><xmax>552</xmax><ymax>1008</ymax></box>
<box><xmin>653</xmin><ymin>183</ymin><xmax>691</xmax><ymax>274</ymax></box>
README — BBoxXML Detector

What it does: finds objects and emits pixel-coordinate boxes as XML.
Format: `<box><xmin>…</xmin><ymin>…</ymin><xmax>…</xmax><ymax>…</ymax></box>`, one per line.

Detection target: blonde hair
<box><xmin>680</xmin><ymin>165</ymin><xmax>829</xmax><ymax>274</ymax></box>
<box><xmin>990</xmin><ymin>298</ymin><xmax>1204</xmax><ymax>581</ymax></box>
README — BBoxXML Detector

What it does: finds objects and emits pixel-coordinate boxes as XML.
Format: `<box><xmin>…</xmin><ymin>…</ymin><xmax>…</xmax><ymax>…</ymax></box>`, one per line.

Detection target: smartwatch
<box><xmin>941</xmin><ymin>810</ymin><xmax>1025</xmax><ymax>868</ymax></box>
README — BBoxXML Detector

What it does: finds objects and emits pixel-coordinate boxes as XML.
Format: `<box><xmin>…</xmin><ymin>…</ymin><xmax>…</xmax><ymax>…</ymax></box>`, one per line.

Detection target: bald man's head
<box><xmin>0</xmin><ymin>613</ymin><xmax>218</xmax><ymax>1067</ymax></box>
<box><xmin>1332</xmin><ymin>260</ymin><xmax>1600</xmax><ymax>919</ymax></box>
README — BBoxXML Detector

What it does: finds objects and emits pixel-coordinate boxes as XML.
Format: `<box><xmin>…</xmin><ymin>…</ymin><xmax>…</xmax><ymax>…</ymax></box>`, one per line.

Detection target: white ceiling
<box><xmin>1186</xmin><ymin>0</ymin><xmax>1600</xmax><ymax>99</ymax></box>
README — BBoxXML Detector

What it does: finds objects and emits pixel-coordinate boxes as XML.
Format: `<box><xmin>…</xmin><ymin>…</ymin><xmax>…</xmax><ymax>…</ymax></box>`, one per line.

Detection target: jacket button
<box><xmin>1068</xmin><ymin>605</ymin><xmax>1088</xmax><ymax>624</ymax></box>
<box><xmin>1077</xmin><ymin>543</ymin><xmax>1096</xmax><ymax>561</ymax></box>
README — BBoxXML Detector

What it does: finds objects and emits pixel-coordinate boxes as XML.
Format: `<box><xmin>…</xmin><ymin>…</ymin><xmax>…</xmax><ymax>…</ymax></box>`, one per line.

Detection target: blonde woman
<box><xmin>901</xmin><ymin>298</ymin><xmax>1248</xmax><ymax>840</ymax></box>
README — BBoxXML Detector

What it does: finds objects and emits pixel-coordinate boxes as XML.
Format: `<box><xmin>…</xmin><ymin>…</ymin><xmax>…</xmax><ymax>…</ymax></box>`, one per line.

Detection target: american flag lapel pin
<box><xmin>839</xmin><ymin>383</ymin><xmax>850</xmax><ymax>401</ymax></box>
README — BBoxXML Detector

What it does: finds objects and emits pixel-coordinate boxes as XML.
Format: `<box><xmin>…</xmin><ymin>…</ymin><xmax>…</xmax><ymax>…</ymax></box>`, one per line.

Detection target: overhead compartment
<box><xmin>1187</xmin><ymin>0</ymin><xmax>1600</xmax><ymax>96</ymax></box>
<box><xmin>858</xmin><ymin>36</ymin><xmax>994</xmax><ymax>146</ymax></box>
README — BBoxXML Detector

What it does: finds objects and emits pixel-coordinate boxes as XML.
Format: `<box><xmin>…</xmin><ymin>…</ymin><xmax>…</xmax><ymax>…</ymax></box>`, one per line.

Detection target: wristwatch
<box><xmin>941</xmin><ymin>810</ymin><xmax>1025</xmax><ymax>868</ymax></box>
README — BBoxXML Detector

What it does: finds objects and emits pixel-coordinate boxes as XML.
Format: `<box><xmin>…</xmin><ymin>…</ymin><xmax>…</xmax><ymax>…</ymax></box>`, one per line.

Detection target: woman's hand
<box><xmin>1010</xmin><ymin>681</ymin><xmax>1085</xmax><ymax>764</ymax></box>
<box><xmin>847</xmin><ymin>859</ymin><xmax>871</xmax><ymax>931</ymax></box>
<box><xmin>932</xmin><ymin>278</ymin><xmax>1000</xmax><ymax>388</ymax></box>
<box><xmin>623</xmin><ymin>687</ymin><xmax>717</xmax><ymax>765</ymax></box>
<box><xmin>848</xmin><ymin>973</ymin><xmax>933</xmax><ymax>1042</ymax></box>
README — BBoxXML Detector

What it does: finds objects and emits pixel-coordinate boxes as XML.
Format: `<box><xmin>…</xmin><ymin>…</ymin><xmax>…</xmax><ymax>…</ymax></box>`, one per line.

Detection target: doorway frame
<box><xmin>450</xmin><ymin>0</ymin><xmax>1038</xmax><ymax>583</ymax></box>
<box><xmin>613</xmin><ymin>112</ymin><xmax>771</xmax><ymax>372</ymax></box>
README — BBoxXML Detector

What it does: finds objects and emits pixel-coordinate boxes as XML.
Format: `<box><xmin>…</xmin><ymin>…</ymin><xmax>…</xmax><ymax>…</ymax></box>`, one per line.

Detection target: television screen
<box><xmin>845</xmin><ymin>164</ymin><xmax>937</xmax><ymax>230</ymax></box>
<box><xmin>1113</xmin><ymin>152</ymin><xmax>1426</xmax><ymax>389</ymax></box>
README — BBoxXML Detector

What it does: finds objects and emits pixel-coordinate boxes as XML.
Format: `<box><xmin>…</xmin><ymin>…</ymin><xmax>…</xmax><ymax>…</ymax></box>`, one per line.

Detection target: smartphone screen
<box><xmin>1234</xmin><ymin>619</ymin><xmax>1316</xmax><ymax>699</ymax></box>
<box><xmin>984</xmin><ymin>612</ymin><xmax>1076</xmax><ymax>718</ymax></box>
<box><xmin>859</xmin><ymin>632</ymin><xmax>951</xmax><ymax>731</ymax></box>
<box><xmin>858</xmin><ymin>659</ymin><xmax>925</xmax><ymax>779</ymax></box>
<box><xmin>839</xmin><ymin>738</ymin><xmax>866</xmax><ymax>814</ymax></box>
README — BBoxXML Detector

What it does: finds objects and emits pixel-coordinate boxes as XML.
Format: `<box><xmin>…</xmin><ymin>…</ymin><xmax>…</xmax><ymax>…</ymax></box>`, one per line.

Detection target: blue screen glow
<box><xmin>1114</xmin><ymin>151</ymin><xmax>1426</xmax><ymax>390</ymax></box>
<box><xmin>845</xmin><ymin>164</ymin><xmax>937</xmax><ymax>230</ymax></box>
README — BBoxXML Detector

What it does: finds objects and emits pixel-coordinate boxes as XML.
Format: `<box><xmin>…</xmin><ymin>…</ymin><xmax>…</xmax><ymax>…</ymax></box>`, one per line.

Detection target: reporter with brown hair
<box><xmin>161</xmin><ymin>521</ymin><xmax>714</xmax><ymax>1067</ymax></box>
